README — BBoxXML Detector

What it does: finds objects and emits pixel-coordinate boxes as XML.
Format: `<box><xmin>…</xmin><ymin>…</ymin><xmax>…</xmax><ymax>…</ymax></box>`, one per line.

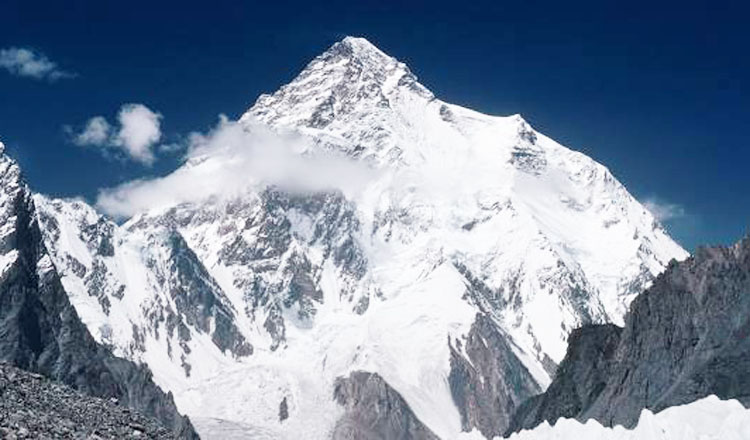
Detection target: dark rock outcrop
<box><xmin>507</xmin><ymin>324</ymin><xmax>622</xmax><ymax>433</ymax></box>
<box><xmin>332</xmin><ymin>371</ymin><xmax>438</xmax><ymax>440</ymax></box>
<box><xmin>509</xmin><ymin>237</ymin><xmax>750</xmax><ymax>432</ymax></box>
<box><xmin>449</xmin><ymin>313</ymin><xmax>542</xmax><ymax>438</ymax></box>
<box><xmin>163</xmin><ymin>230</ymin><xmax>253</xmax><ymax>358</ymax></box>
<box><xmin>0</xmin><ymin>152</ymin><xmax>198</xmax><ymax>439</ymax></box>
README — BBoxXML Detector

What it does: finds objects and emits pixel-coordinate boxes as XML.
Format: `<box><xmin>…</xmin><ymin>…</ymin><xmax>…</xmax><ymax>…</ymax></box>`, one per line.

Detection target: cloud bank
<box><xmin>0</xmin><ymin>47</ymin><xmax>75</xmax><ymax>81</ymax></box>
<box><xmin>71</xmin><ymin>104</ymin><xmax>163</xmax><ymax>165</ymax></box>
<box><xmin>95</xmin><ymin>117</ymin><xmax>377</xmax><ymax>218</ymax></box>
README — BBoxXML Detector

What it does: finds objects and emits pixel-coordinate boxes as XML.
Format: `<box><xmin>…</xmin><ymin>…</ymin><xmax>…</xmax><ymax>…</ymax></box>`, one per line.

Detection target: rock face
<box><xmin>509</xmin><ymin>237</ymin><xmax>750</xmax><ymax>432</ymax></box>
<box><xmin>507</xmin><ymin>324</ymin><xmax>622</xmax><ymax>433</ymax></box>
<box><xmin>0</xmin><ymin>363</ymin><xmax>176</xmax><ymax>439</ymax></box>
<box><xmin>0</xmin><ymin>149</ymin><xmax>197</xmax><ymax>439</ymax></box>
<box><xmin>449</xmin><ymin>314</ymin><xmax>541</xmax><ymax>438</ymax></box>
<box><xmin>332</xmin><ymin>371</ymin><xmax>439</xmax><ymax>440</ymax></box>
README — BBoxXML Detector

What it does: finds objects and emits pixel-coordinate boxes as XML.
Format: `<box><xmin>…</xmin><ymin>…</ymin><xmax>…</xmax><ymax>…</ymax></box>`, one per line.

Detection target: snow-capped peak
<box><xmin>243</xmin><ymin>36</ymin><xmax>432</xmax><ymax>144</ymax></box>
<box><xmin>35</xmin><ymin>38</ymin><xmax>688</xmax><ymax>439</ymax></box>
<box><xmin>332</xmin><ymin>36</ymin><xmax>396</xmax><ymax>64</ymax></box>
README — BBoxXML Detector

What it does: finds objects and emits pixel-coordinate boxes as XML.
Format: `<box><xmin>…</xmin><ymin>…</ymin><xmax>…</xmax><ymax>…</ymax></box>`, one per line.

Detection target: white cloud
<box><xmin>73</xmin><ymin>116</ymin><xmax>112</xmax><ymax>146</ymax></box>
<box><xmin>96</xmin><ymin>116</ymin><xmax>378</xmax><ymax>218</ymax></box>
<box><xmin>644</xmin><ymin>197</ymin><xmax>686</xmax><ymax>223</ymax></box>
<box><xmin>114</xmin><ymin>104</ymin><xmax>162</xmax><ymax>165</ymax></box>
<box><xmin>158</xmin><ymin>142</ymin><xmax>183</xmax><ymax>154</ymax></box>
<box><xmin>0</xmin><ymin>47</ymin><xmax>75</xmax><ymax>81</ymax></box>
<box><xmin>69</xmin><ymin>104</ymin><xmax>162</xmax><ymax>165</ymax></box>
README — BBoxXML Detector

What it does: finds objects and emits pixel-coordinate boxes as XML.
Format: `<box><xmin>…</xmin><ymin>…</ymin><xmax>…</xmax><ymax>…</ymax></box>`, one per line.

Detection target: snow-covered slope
<box><xmin>243</xmin><ymin>36</ymin><xmax>686</xmax><ymax>357</ymax></box>
<box><xmin>505</xmin><ymin>396</ymin><xmax>750</xmax><ymax>440</ymax></box>
<box><xmin>35</xmin><ymin>37</ymin><xmax>688</xmax><ymax>439</ymax></box>
<box><xmin>34</xmin><ymin>195</ymin><xmax>253</xmax><ymax>394</ymax></box>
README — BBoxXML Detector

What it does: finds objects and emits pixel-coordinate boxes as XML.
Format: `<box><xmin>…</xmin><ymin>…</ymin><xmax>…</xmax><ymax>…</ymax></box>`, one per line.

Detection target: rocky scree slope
<box><xmin>0</xmin><ymin>144</ymin><xmax>198</xmax><ymax>439</ymax></box>
<box><xmin>0</xmin><ymin>362</ymin><xmax>176</xmax><ymax>439</ymax></box>
<box><xmin>35</xmin><ymin>37</ymin><xmax>687</xmax><ymax>439</ymax></box>
<box><xmin>509</xmin><ymin>235</ymin><xmax>750</xmax><ymax>433</ymax></box>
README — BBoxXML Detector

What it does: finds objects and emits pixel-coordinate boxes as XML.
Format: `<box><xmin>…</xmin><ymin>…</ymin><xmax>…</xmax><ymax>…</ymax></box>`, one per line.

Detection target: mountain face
<box><xmin>508</xmin><ymin>236</ymin><xmax>750</xmax><ymax>433</ymax></box>
<box><xmin>33</xmin><ymin>37</ymin><xmax>687</xmax><ymax>439</ymax></box>
<box><xmin>0</xmin><ymin>144</ymin><xmax>198</xmax><ymax>438</ymax></box>
<box><xmin>332</xmin><ymin>371</ymin><xmax>440</xmax><ymax>440</ymax></box>
<box><xmin>448</xmin><ymin>313</ymin><xmax>542</xmax><ymax>438</ymax></box>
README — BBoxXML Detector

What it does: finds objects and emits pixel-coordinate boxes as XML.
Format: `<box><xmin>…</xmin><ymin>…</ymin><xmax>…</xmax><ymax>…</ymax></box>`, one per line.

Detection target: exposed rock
<box><xmin>449</xmin><ymin>313</ymin><xmax>542</xmax><ymax>438</ymax></box>
<box><xmin>332</xmin><ymin>371</ymin><xmax>438</xmax><ymax>440</ymax></box>
<box><xmin>509</xmin><ymin>237</ymin><xmax>750</xmax><ymax>432</ymax></box>
<box><xmin>507</xmin><ymin>324</ymin><xmax>622</xmax><ymax>433</ymax></box>
<box><xmin>164</xmin><ymin>230</ymin><xmax>253</xmax><ymax>357</ymax></box>
<box><xmin>278</xmin><ymin>396</ymin><xmax>289</xmax><ymax>422</ymax></box>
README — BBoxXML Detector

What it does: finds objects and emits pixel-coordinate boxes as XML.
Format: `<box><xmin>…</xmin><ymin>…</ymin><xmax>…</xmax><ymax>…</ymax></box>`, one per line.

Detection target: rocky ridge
<box><xmin>0</xmin><ymin>145</ymin><xmax>198</xmax><ymax>439</ymax></box>
<box><xmin>332</xmin><ymin>371</ymin><xmax>439</xmax><ymax>440</ymax></box>
<box><xmin>509</xmin><ymin>236</ymin><xmax>750</xmax><ymax>433</ymax></box>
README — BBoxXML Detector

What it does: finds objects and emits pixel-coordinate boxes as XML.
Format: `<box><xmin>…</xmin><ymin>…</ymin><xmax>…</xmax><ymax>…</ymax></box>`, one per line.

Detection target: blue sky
<box><xmin>0</xmin><ymin>0</ymin><xmax>747</xmax><ymax>250</ymax></box>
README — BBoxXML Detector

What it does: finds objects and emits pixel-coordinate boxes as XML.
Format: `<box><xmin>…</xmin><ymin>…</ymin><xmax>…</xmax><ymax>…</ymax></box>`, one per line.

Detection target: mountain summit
<box><xmin>34</xmin><ymin>37</ymin><xmax>687</xmax><ymax>439</ymax></box>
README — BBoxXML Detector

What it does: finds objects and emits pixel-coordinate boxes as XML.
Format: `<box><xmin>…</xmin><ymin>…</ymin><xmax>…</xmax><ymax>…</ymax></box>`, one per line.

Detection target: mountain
<box><xmin>508</xmin><ymin>236</ymin><xmax>750</xmax><ymax>433</ymax></box>
<box><xmin>34</xmin><ymin>37</ymin><xmax>687</xmax><ymax>439</ymax></box>
<box><xmin>0</xmin><ymin>143</ymin><xmax>198</xmax><ymax>438</ymax></box>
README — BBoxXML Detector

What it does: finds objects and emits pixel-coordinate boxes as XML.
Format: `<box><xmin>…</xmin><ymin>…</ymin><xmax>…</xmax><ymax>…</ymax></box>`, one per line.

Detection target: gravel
<box><xmin>0</xmin><ymin>363</ymin><xmax>177</xmax><ymax>439</ymax></box>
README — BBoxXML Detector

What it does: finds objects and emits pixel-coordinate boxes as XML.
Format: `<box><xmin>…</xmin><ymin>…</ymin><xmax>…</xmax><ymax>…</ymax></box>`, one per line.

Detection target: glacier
<box><xmin>32</xmin><ymin>37</ymin><xmax>688</xmax><ymax>439</ymax></box>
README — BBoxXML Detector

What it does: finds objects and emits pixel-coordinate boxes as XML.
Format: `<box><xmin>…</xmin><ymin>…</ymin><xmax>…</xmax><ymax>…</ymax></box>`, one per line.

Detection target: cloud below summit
<box><xmin>95</xmin><ymin>117</ymin><xmax>378</xmax><ymax>218</ymax></box>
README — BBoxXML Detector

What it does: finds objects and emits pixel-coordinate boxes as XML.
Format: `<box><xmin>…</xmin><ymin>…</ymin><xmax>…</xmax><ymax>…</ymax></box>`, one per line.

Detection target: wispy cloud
<box><xmin>0</xmin><ymin>47</ymin><xmax>75</xmax><ymax>81</ymax></box>
<box><xmin>644</xmin><ymin>197</ymin><xmax>686</xmax><ymax>223</ymax></box>
<box><xmin>74</xmin><ymin>116</ymin><xmax>111</xmax><ymax>146</ymax></box>
<box><xmin>69</xmin><ymin>104</ymin><xmax>163</xmax><ymax>165</ymax></box>
<box><xmin>644</xmin><ymin>196</ymin><xmax>702</xmax><ymax>250</ymax></box>
<box><xmin>95</xmin><ymin>116</ymin><xmax>377</xmax><ymax>218</ymax></box>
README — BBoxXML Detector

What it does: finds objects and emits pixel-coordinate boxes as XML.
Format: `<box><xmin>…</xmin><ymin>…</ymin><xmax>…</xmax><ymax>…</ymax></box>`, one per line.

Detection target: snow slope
<box><xmin>506</xmin><ymin>396</ymin><xmax>750</xmax><ymax>440</ymax></box>
<box><xmin>34</xmin><ymin>37</ymin><xmax>688</xmax><ymax>439</ymax></box>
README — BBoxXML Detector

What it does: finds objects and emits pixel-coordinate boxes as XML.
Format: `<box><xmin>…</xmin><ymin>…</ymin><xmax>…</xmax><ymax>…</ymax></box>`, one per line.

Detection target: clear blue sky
<box><xmin>1</xmin><ymin>0</ymin><xmax>747</xmax><ymax>250</ymax></box>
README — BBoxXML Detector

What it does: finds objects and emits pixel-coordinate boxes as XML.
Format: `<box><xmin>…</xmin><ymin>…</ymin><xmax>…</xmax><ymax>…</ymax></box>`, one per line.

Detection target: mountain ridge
<box><xmin>0</xmin><ymin>144</ymin><xmax>198</xmax><ymax>438</ymax></box>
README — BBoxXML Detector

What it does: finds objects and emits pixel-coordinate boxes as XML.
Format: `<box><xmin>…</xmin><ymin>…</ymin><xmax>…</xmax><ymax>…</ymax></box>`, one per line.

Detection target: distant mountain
<box><xmin>509</xmin><ymin>236</ymin><xmax>750</xmax><ymax>433</ymax></box>
<box><xmin>31</xmin><ymin>37</ymin><xmax>686</xmax><ymax>439</ymax></box>
<box><xmin>0</xmin><ymin>143</ymin><xmax>198</xmax><ymax>439</ymax></box>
